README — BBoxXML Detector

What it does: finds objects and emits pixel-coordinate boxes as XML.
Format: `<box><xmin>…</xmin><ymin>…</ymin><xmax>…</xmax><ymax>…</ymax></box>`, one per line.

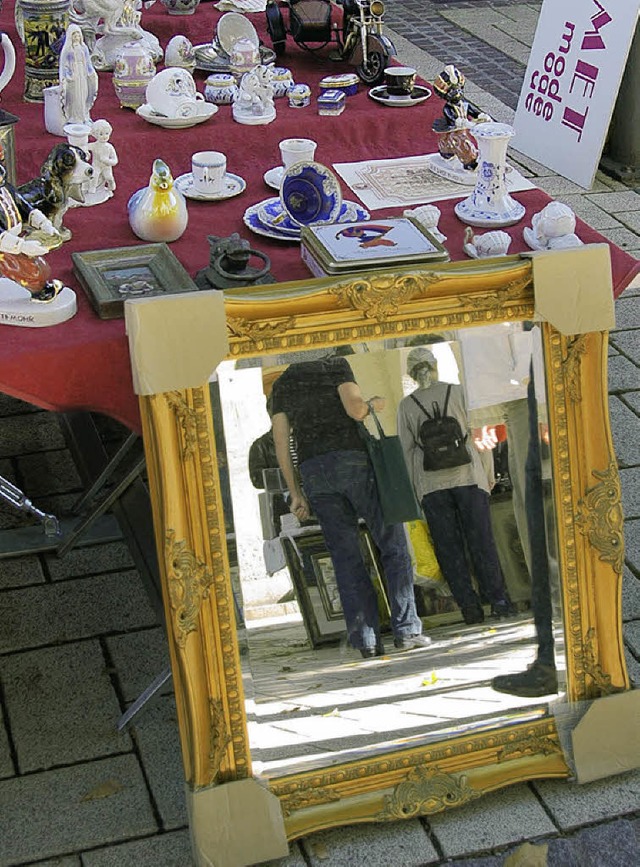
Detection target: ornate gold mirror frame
<box><xmin>126</xmin><ymin>249</ymin><xmax>629</xmax><ymax>866</ymax></box>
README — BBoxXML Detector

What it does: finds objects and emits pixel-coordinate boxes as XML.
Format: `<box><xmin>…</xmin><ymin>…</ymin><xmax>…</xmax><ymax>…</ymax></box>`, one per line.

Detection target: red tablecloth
<box><xmin>0</xmin><ymin>4</ymin><xmax>637</xmax><ymax>432</ymax></box>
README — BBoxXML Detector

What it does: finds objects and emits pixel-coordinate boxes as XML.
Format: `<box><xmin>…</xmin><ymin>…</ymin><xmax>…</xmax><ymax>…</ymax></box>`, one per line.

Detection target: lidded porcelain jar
<box><xmin>270</xmin><ymin>67</ymin><xmax>294</xmax><ymax>98</ymax></box>
<box><xmin>113</xmin><ymin>41</ymin><xmax>156</xmax><ymax>110</ymax></box>
<box><xmin>204</xmin><ymin>72</ymin><xmax>238</xmax><ymax>105</ymax></box>
<box><xmin>165</xmin><ymin>34</ymin><xmax>196</xmax><ymax>70</ymax></box>
<box><xmin>229</xmin><ymin>37</ymin><xmax>260</xmax><ymax>77</ymax></box>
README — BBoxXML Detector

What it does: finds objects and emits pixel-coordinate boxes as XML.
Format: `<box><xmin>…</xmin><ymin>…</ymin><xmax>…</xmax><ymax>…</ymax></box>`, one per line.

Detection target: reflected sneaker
<box><xmin>491</xmin><ymin>661</ymin><xmax>558</xmax><ymax>697</ymax></box>
<box><xmin>491</xmin><ymin>599</ymin><xmax>517</xmax><ymax>619</ymax></box>
<box><xmin>461</xmin><ymin>603</ymin><xmax>485</xmax><ymax>625</ymax></box>
<box><xmin>393</xmin><ymin>634</ymin><xmax>432</xmax><ymax>650</ymax></box>
<box><xmin>360</xmin><ymin>641</ymin><xmax>385</xmax><ymax>659</ymax></box>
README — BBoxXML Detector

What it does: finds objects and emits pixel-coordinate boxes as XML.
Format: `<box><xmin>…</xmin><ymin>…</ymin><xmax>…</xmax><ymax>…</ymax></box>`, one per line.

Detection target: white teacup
<box><xmin>191</xmin><ymin>150</ymin><xmax>227</xmax><ymax>196</ymax></box>
<box><xmin>146</xmin><ymin>67</ymin><xmax>204</xmax><ymax>118</ymax></box>
<box><xmin>279</xmin><ymin>138</ymin><xmax>317</xmax><ymax>169</ymax></box>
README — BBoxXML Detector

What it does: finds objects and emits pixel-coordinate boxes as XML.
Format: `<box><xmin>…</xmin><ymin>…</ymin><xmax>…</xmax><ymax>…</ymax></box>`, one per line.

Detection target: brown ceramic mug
<box><xmin>384</xmin><ymin>66</ymin><xmax>417</xmax><ymax>96</ymax></box>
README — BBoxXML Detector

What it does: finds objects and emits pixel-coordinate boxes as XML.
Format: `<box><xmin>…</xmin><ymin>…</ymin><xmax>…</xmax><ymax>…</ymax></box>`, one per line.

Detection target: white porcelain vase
<box><xmin>454</xmin><ymin>122</ymin><xmax>525</xmax><ymax>228</ymax></box>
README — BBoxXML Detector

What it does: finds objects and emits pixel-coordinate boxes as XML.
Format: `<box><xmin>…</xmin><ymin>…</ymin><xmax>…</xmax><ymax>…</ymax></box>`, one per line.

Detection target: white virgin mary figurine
<box><xmin>59</xmin><ymin>24</ymin><xmax>99</xmax><ymax>126</ymax></box>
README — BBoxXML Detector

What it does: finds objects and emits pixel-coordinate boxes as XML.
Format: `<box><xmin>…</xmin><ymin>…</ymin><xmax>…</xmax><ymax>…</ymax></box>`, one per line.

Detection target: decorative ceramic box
<box><xmin>319</xmin><ymin>73</ymin><xmax>359</xmax><ymax>97</ymax></box>
<box><xmin>112</xmin><ymin>41</ymin><xmax>156</xmax><ymax>110</ymax></box>
<box><xmin>204</xmin><ymin>72</ymin><xmax>238</xmax><ymax>105</ymax></box>
<box><xmin>317</xmin><ymin>89</ymin><xmax>346</xmax><ymax>116</ymax></box>
<box><xmin>300</xmin><ymin>217</ymin><xmax>449</xmax><ymax>277</ymax></box>
<box><xmin>271</xmin><ymin>66</ymin><xmax>294</xmax><ymax>98</ymax></box>
<box><xmin>288</xmin><ymin>83</ymin><xmax>311</xmax><ymax>108</ymax></box>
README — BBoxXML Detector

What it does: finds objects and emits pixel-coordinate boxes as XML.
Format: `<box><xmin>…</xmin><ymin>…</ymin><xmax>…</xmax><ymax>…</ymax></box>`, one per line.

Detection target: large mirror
<box><xmin>133</xmin><ymin>252</ymin><xmax>628</xmax><ymax>855</ymax></box>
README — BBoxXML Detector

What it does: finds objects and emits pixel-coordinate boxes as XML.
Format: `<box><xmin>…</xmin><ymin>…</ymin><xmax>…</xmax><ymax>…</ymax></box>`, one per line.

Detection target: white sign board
<box><xmin>514</xmin><ymin>0</ymin><xmax>640</xmax><ymax>188</ymax></box>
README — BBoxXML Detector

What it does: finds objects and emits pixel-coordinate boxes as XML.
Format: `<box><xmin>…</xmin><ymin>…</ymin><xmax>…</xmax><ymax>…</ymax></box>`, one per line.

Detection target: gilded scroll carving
<box><xmin>329</xmin><ymin>273</ymin><xmax>438</xmax><ymax>320</ymax></box>
<box><xmin>458</xmin><ymin>273</ymin><xmax>532</xmax><ymax>313</ymax></box>
<box><xmin>378</xmin><ymin>766</ymin><xmax>480</xmax><ymax>820</ymax></box>
<box><xmin>166</xmin><ymin>391</ymin><xmax>198</xmax><ymax>459</ymax></box>
<box><xmin>563</xmin><ymin>335</ymin><xmax>588</xmax><ymax>403</ymax></box>
<box><xmin>209</xmin><ymin>698</ymin><xmax>232</xmax><ymax>781</ymax></box>
<box><xmin>166</xmin><ymin>529</ymin><xmax>214</xmax><ymax>647</ymax></box>
<box><xmin>227</xmin><ymin>316</ymin><xmax>296</xmax><ymax>342</ymax></box>
<box><xmin>583</xmin><ymin>627</ymin><xmax>614</xmax><ymax>695</ymax></box>
<box><xmin>576</xmin><ymin>462</ymin><xmax>624</xmax><ymax>575</ymax></box>
<box><xmin>498</xmin><ymin>735</ymin><xmax>560</xmax><ymax>762</ymax></box>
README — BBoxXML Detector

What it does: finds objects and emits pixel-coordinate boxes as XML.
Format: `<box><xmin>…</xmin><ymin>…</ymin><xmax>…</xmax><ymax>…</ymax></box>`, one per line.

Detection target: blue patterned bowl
<box><xmin>280</xmin><ymin>161</ymin><xmax>342</xmax><ymax>227</ymax></box>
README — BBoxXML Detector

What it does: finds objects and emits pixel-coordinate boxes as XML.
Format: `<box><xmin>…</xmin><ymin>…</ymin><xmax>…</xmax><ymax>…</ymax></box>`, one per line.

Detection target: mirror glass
<box><xmin>216</xmin><ymin>326</ymin><xmax>566</xmax><ymax>779</ymax></box>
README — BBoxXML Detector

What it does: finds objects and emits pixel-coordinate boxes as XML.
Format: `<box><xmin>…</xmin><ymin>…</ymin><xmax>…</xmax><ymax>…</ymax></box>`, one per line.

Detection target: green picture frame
<box><xmin>71</xmin><ymin>243</ymin><xmax>199</xmax><ymax>319</ymax></box>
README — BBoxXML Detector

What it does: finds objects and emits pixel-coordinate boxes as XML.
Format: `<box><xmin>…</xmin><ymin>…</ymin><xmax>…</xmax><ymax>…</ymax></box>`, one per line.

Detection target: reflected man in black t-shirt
<box><xmin>271</xmin><ymin>355</ymin><xmax>429</xmax><ymax>658</ymax></box>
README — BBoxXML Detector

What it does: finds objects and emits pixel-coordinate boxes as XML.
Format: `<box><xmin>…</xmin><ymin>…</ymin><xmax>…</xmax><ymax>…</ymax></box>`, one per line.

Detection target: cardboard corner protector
<box><xmin>531</xmin><ymin>244</ymin><xmax>615</xmax><ymax>335</ymax></box>
<box><xmin>124</xmin><ymin>290</ymin><xmax>229</xmax><ymax>395</ymax></box>
<box><xmin>571</xmin><ymin>690</ymin><xmax>640</xmax><ymax>784</ymax></box>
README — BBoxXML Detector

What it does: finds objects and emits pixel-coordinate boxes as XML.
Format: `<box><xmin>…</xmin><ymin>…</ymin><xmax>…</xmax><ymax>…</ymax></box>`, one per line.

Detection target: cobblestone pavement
<box><xmin>1</xmin><ymin>3</ymin><xmax>639</xmax><ymax>866</ymax></box>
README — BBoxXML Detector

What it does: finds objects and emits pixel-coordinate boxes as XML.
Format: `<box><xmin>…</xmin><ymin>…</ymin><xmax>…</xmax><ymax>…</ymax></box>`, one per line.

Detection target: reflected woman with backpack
<box><xmin>397</xmin><ymin>347</ymin><xmax>514</xmax><ymax>624</ymax></box>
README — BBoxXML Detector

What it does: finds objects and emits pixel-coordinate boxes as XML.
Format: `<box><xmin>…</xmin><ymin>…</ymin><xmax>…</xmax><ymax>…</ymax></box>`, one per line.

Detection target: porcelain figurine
<box><xmin>0</xmin><ymin>143</ymin><xmax>76</xmax><ymax>326</ymax></box>
<box><xmin>403</xmin><ymin>205</ymin><xmax>447</xmax><ymax>243</ymax></box>
<box><xmin>77</xmin><ymin>0</ymin><xmax>163</xmax><ymax>71</ymax></box>
<box><xmin>463</xmin><ymin>227</ymin><xmax>511</xmax><ymax>258</ymax></box>
<box><xmin>127</xmin><ymin>158</ymin><xmax>188</xmax><ymax>242</ymax></box>
<box><xmin>523</xmin><ymin>201</ymin><xmax>583</xmax><ymax>251</ymax></box>
<box><xmin>432</xmin><ymin>65</ymin><xmax>491</xmax><ymax>173</ymax></box>
<box><xmin>112</xmin><ymin>40</ymin><xmax>156</xmax><ymax>109</ymax></box>
<box><xmin>86</xmin><ymin>119</ymin><xmax>118</xmax><ymax>204</ymax></box>
<box><xmin>165</xmin><ymin>34</ymin><xmax>196</xmax><ymax>70</ymax></box>
<box><xmin>59</xmin><ymin>25</ymin><xmax>99</xmax><ymax>126</ymax></box>
<box><xmin>232</xmin><ymin>67</ymin><xmax>276</xmax><ymax>125</ymax></box>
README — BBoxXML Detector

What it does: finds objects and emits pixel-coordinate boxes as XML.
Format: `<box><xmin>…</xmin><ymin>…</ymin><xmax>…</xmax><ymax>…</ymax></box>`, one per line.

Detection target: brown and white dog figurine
<box><xmin>17</xmin><ymin>144</ymin><xmax>94</xmax><ymax>241</ymax></box>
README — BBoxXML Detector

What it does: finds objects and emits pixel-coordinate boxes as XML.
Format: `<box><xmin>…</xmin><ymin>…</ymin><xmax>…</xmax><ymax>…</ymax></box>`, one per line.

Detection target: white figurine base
<box><xmin>426</xmin><ymin>152</ymin><xmax>477</xmax><ymax>185</ymax></box>
<box><xmin>0</xmin><ymin>279</ymin><xmax>77</xmax><ymax>328</ymax></box>
<box><xmin>232</xmin><ymin>105</ymin><xmax>276</xmax><ymax>125</ymax></box>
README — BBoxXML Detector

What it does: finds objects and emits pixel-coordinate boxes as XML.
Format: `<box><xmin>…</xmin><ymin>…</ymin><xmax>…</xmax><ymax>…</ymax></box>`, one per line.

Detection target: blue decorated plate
<box><xmin>244</xmin><ymin>198</ymin><xmax>370</xmax><ymax>242</ymax></box>
<box><xmin>280</xmin><ymin>161</ymin><xmax>343</xmax><ymax>227</ymax></box>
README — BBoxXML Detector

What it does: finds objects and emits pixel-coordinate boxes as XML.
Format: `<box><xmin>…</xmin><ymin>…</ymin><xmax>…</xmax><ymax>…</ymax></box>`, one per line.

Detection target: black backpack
<box><xmin>410</xmin><ymin>385</ymin><xmax>472</xmax><ymax>472</ymax></box>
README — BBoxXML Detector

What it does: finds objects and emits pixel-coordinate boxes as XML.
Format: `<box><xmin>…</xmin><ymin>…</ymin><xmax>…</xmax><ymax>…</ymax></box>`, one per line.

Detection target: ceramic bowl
<box><xmin>319</xmin><ymin>73</ymin><xmax>359</xmax><ymax>96</ymax></box>
<box><xmin>280</xmin><ymin>161</ymin><xmax>342</xmax><ymax>227</ymax></box>
<box><xmin>204</xmin><ymin>72</ymin><xmax>238</xmax><ymax>104</ymax></box>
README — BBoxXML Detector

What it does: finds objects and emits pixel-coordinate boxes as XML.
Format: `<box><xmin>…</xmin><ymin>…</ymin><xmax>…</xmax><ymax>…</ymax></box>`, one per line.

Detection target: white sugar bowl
<box><xmin>165</xmin><ymin>35</ymin><xmax>196</xmax><ymax>70</ymax></box>
<box><xmin>204</xmin><ymin>72</ymin><xmax>238</xmax><ymax>105</ymax></box>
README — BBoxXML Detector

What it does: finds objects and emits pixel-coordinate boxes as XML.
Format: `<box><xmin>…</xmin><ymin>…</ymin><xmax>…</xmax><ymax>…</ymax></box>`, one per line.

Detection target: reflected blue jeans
<box><xmin>299</xmin><ymin>449</ymin><xmax>421</xmax><ymax>650</ymax></box>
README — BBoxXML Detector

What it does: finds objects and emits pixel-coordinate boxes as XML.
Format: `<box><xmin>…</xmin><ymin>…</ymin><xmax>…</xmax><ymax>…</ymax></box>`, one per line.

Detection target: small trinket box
<box><xmin>319</xmin><ymin>73</ymin><xmax>359</xmax><ymax>97</ymax></box>
<box><xmin>317</xmin><ymin>89</ymin><xmax>346</xmax><ymax>116</ymax></box>
<box><xmin>288</xmin><ymin>83</ymin><xmax>311</xmax><ymax>108</ymax></box>
<box><xmin>300</xmin><ymin>217</ymin><xmax>449</xmax><ymax>277</ymax></box>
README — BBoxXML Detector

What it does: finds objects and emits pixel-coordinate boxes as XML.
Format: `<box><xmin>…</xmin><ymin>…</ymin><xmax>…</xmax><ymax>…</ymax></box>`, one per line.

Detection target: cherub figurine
<box><xmin>232</xmin><ymin>66</ymin><xmax>276</xmax><ymax>125</ymax></box>
<box><xmin>86</xmin><ymin>119</ymin><xmax>118</xmax><ymax>203</ymax></box>
<box><xmin>432</xmin><ymin>65</ymin><xmax>491</xmax><ymax>171</ymax></box>
<box><xmin>0</xmin><ymin>143</ymin><xmax>64</xmax><ymax>303</ymax></box>
<box><xmin>59</xmin><ymin>24</ymin><xmax>99</xmax><ymax>126</ymax></box>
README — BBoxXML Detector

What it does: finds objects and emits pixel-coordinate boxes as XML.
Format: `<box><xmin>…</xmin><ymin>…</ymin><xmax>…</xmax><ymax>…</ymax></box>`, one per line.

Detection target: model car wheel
<box><xmin>265</xmin><ymin>1</ymin><xmax>287</xmax><ymax>54</ymax></box>
<box><xmin>356</xmin><ymin>51</ymin><xmax>387</xmax><ymax>85</ymax></box>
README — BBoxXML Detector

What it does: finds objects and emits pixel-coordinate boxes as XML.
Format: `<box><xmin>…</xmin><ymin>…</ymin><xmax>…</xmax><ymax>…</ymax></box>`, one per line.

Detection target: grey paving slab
<box><xmin>0</xmin><ymin>394</ymin><xmax>40</xmax><ymax>416</ymax></box>
<box><xmin>16</xmin><ymin>449</ymin><xmax>82</xmax><ymax>498</ymax></box>
<box><xmin>427</xmin><ymin>783</ymin><xmax>556</xmax><ymax>857</ymax></box>
<box><xmin>45</xmin><ymin>540</ymin><xmax>135</xmax><ymax>581</ymax></box>
<box><xmin>105</xmin><ymin>628</ymin><xmax>171</xmax><ymax>703</ymax></box>
<box><xmin>0</xmin><ymin>704</ymin><xmax>14</xmax><ymax>779</ymax></box>
<box><xmin>609</xmin><ymin>396</ymin><xmax>640</xmax><ymax>467</ymax></box>
<box><xmin>613</xmin><ymin>300</ymin><xmax>640</xmax><ymax>331</ymax></box>
<box><xmin>600</xmin><ymin>226</ymin><xmax>640</xmax><ymax>254</ymax></box>
<box><xmin>619</xmin><ymin>211</ymin><xmax>640</xmax><ymax>234</ymax></box>
<box><xmin>81</xmin><ymin>829</ymin><xmax>192</xmax><ymax>866</ymax></box>
<box><xmin>608</xmin><ymin>356</ymin><xmax>640</xmax><ymax>393</ymax></box>
<box><xmin>532</xmin><ymin>177</ymin><xmax>591</xmax><ymax>197</ymax></box>
<box><xmin>624</xmin><ymin>519</ymin><xmax>640</xmax><ymax>570</ymax></box>
<box><xmin>625</xmin><ymin>621</ymin><xmax>640</xmax><ymax>659</ymax></box>
<box><xmin>533</xmin><ymin>769</ymin><xmax>640</xmax><ymax>830</ymax></box>
<box><xmin>0</xmin><ymin>554</ymin><xmax>45</xmax><ymax>589</ymax></box>
<box><xmin>621</xmin><ymin>469</ymin><xmax>640</xmax><ymax>519</ymax></box>
<box><xmin>24</xmin><ymin>858</ymin><xmax>81</xmax><ymax>867</ymax></box>
<box><xmin>585</xmin><ymin>192</ymin><xmax>640</xmax><ymax>213</ymax></box>
<box><xmin>0</xmin><ymin>571</ymin><xmax>157</xmax><ymax>653</ymax></box>
<box><xmin>0</xmin><ymin>413</ymin><xmax>66</xmax><ymax>459</ymax></box>
<box><xmin>564</xmin><ymin>819</ymin><xmax>640</xmax><ymax>867</ymax></box>
<box><xmin>624</xmin><ymin>646</ymin><xmax>640</xmax><ymax>688</ymax></box>
<box><xmin>1</xmin><ymin>641</ymin><xmax>130</xmax><ymax>772</ymax></box>
<box><xmin>609</xmin><ymin>328</ymin><xmax>640</xmax><ymax>362</ymax></box>
<box><xmin>0</xmin><ymin>754</ymin><xmax>157</xmax><ymax>865</ymax></box>
<box><xmin>622</xmin><ymin>567</ymin><xmax>640</xmax><ymax>622</ymax></box>
<box><xmin>554</xmin><ymin>196</ymin><xmax>623</xmax><ymax>231</ymax></box>
<box><xmin>302</xmin><ymin>818</ymin><xmax>438</xmax><ymax>866</ymax></box>
<box><xmin>625</xmin><ymin>391</ymin><xmax>640</xmax><ymax>414</ymax></box>
<box><xmin>128</xmin><ymin>696</ymin><xmax>188</xmax><ymax>830</ymax></box>
<box><xmin>262</xmin><ymin>841</ymin><xmax>315</xmax><ymax>867</ymax></box>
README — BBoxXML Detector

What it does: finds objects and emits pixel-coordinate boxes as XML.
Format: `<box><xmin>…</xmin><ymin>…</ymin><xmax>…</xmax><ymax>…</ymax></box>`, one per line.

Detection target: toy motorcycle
<box><xmin>265</xmin><ymin>0</ymin><xmax>395</xmax><ymax>86</ymax></box>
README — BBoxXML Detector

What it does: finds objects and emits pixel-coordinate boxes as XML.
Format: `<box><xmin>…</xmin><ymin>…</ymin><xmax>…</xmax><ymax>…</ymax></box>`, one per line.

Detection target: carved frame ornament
<box><xmin>136</xmin><ymin>255</ymin><xmax>629</xmax><ymax>839</ymax></box>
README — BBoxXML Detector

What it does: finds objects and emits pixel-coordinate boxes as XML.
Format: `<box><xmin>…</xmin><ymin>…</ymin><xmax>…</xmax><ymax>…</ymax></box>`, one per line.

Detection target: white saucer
<box><xmin>263</xmin><ymin>165</ymin><xmax>284</xmax><ymax>190</ymax></box>
<box><xmin>175</xmin><ymin>172</ymin><xmax>246</xmax><ymax>201</ymax></box>
<box><xmin>136</xmin><ymin>102</ymin><xmax>218</xmax><ymax>128</ymax></box>
<box><xmin>368</xmin><ymin>84</ymin><xmax>431</xmax><ymax>107</ymax></box>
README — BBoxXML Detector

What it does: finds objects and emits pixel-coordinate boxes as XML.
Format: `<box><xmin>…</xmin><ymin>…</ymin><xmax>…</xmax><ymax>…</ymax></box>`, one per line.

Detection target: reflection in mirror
<box><xmin>216</xmin><ymin>328</ymin><xmax>566</xmax><ymax>779</ymax></box>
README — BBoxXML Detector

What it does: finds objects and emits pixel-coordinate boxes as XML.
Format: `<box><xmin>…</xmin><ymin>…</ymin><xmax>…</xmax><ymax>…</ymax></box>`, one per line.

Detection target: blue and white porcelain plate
<box><xmin>280</xmin><ymin>161</ymin><xmax>343</xmax><ymax>227</ymax></box>
<box><xmin>244</xmin><ymin>198</ymin><xmax>370</xmax><ymax>242</ymax></box>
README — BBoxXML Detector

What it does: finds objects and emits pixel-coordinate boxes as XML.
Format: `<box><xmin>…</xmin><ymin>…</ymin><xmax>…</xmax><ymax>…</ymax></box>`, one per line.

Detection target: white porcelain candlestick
<box><xmin>454</xmin><ymin>122</ymin><xmax>525</xmax><ymax>228</ymax></box>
